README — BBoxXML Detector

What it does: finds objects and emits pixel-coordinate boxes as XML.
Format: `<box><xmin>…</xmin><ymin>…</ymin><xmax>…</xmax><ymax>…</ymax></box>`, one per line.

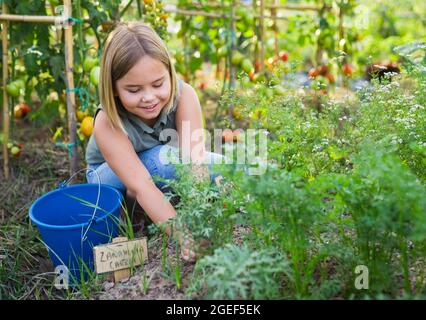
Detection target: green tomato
<box><xmin>242</xmin><ymin>11</ymin><xmax>254</xmax><ymax>26</ymax></box>
<box><xmin>190</xmin><ymin>36</ymin><xmax>201</xmax><ymax>48</ymax></box>
<box><xmin>11</xmin><ymin>146</ymin><xmax>21</xmax><ymax>157</ymax></box>
<box><xmin>253</xmin><ymin>72</ymin><xmax>266</xmax><ymax>83</ymax></box>
<box><xmin>6</xmin><ymin>82</ymin><xmax>20</xmax><ymax>98</ymax></box>
<box><xmin>90</xmin><ymin>66</ymin><xmax>101</xmax><ymax>86</ymax></box>
<box><xmin>231</xmin><ymin>51</ymin><xmax>244</xmax><ymax>66</ymax></box>
<box><xmin>14</xmin><ymin>79</ymin><xmax>26</xmax><ymax>90</ymax></box>
<box><xmin>241</xmin><ymin>58</ymin><xmax>254</xmax><ymax>74</ymax></box>
<box><xmin>83</xmin><ymin>57</ymin><xmax>98</xmax><ymax>73</ymax></box>
<box><xmin>217</xmin><ymin>46</ymin><xmax>228</xmax><ymax>58</ymax></box>
<box><xmin>89</xmin><ymin>84</ymin><xmax>97</xmax><ymax>97</ymax></box>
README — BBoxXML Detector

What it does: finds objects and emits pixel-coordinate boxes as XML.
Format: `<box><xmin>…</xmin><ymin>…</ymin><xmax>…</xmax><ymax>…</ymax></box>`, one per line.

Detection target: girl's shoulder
<box><xmin>92</xmin><ymin>104</ymin><xmax>106</xmax><ymax>126</ymax></box>
<box><xmin>178</xmin><ymin>80</ymin><xmax>197</xmax><ymax>99</ymax></box>
<box><xmin>93</xmin><ymin>107</ymin><xmax>107</xmax><ymax>129</ymax></box>
<box><xmin>174</xmin><ymin>81</ymin><xmax>202</xmax><ymax>116</ymax></box>
<box><xmin>170</xmin><ymin>79</ymin><xmax>192</xmax><ymax>112</ymax></box>
<box><xmin>176</xmin><ymin>78</ymin><xmax>186</xmax><ymax>99</ymax></box>
<box><xmin>92</xmin><ymin>106</ymin><xmax>118</xmax><ymax>133</ymax></box>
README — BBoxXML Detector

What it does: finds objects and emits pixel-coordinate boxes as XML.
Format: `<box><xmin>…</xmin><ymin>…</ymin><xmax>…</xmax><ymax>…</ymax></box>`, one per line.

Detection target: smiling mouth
<box><xmin>140</xmin><ymin>103</ymin><xmax>158</xmax><ymax>110</ymax></box>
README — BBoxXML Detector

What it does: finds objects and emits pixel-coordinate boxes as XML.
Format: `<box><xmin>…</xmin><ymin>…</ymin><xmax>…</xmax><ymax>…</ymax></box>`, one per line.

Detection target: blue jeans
<box><xmin>86</xmin><ymin>144</ymin><xmax>226</xmax><ymax>194</ymax></box>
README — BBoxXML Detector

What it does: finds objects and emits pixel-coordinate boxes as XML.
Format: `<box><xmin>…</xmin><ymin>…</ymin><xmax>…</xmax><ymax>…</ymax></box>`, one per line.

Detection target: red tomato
<box><xmin>343</xmin><ymin>63</ymin><xmax>353</xmax><ymax>77</ymax></box>
<box><xmin>279</xmin><ymin>51</ymin><xmax>289</xmax><ymax>62</ymax></box>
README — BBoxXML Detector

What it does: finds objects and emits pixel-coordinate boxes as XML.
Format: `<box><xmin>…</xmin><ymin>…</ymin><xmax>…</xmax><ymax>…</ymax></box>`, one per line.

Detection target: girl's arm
<box><xmin>94</xmin><ymin>110</ymin><xmax>176</xmax><ymax>225</ymax></box>
<box><xmin>175</xmin><ymin>82</ymin><xmax>210</xmax><ymax>180</ymax></box>
<box><xmin>95</xmin><ymin>110</ymin><xmax>198</xmax><ymax>260</ymax></box>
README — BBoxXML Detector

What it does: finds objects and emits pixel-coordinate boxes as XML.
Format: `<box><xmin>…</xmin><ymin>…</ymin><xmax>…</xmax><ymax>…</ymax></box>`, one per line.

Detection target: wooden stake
<box><xmin>338</xmin><ymin>5</ymin><xmax>346</xmax><ymax>63</ymax></box>
<box><xmin>112</xmin><ymin>237</ymin><xmax>131</xmax><ymax>283</ymax></box>
<box><xmin>338</xmin><ymin>5</ymin><xmax>348</xmax><ymax>87</ymax></box>
<box><xmin>164</xmin><ymin>7</ymin><xmax>289</xmax><ymax>20</ymax></box>
<box><xmin>253</xmin><ymin>0</ymin><xmax>259</xmax><ymax>73</ymax></box>
<box><xmin>174</xmin><ymin>2</ymin><xmax>320</xmax><ymax>11</ymax></box>
<box><xmin>1</xmin><ymin>3</ymin><xmax>10</xmax><ymax>182</ymax></box>
<box><xmin>315</xmin><ymin>2</ymin><xmax>325</xmax><ymax>66</ymax></box>
<box><xmin>229</xmin><ymin>0</ymin><xmax>236</xmax><ymax>91</ymax></box>
<box><xmin>259</xmin><ymin>0</ymin><xmax>265</xmax><ymax>73</ymax></box>
<box><xmin>0</xmin><ymin>5</ymin><xmax>313</xmax><ymax>22</ymax></box>
<box><xmin>271</xmin><ymin>0</ymin><xmax>279</xmax><ymax>56</ymax></box>
<box><xmin>0</xmin><ymin>13</ymin><xmax>65</xmax><ymax>23</ymax></box>
<box><xmin>63</xmin><ymin>0</ymin><xmax>79</xmax><ymax>181</ymax></box>
<box><xmin>267</xmin><ymin>3</ymin><xmax>319</xmax><ymax>11</ymax></box>
<box><xmin>228</xmin><ymin>0</ymin><xmax>236</xmax><ymax>121</ymax></box>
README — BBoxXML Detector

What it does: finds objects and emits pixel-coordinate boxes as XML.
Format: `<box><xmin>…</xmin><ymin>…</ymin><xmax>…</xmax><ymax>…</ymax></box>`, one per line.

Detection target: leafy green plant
<box><xmin>334</xmin><ymin>144</ymin><xmax>426</xmax><ymax>295</ymax></box>
<box><xmin>354</xmin><ymin>75</ymin><xmax>426</xmax><ymax>180</ymax></box>
<box><xmin>160</xmin><ymin>164</ymin><xmax>238</xmax><ymax>252</ymax></box>
<box><xmin>239</xmin><ymin>168</ymin><xmax>339</xmax><ymax>298</ymax></box>
<box><xmin>187</xmin><ymin>244</ymin><xmax>289</xmax><ymax>300</ymax></box>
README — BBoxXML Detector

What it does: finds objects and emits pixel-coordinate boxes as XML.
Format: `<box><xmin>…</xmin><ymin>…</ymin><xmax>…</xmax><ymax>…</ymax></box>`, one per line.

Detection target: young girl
<box><xmin>85</xmin><ymin>22</ymin><xmax>224</xmax><ymax>260</ymax></box>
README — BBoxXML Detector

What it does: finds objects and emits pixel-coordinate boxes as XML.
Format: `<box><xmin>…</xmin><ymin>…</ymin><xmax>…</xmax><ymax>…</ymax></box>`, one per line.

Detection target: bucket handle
<box><xmin>58</xmin><ymin>168</ymin><xmax>101</xmax><ymax>242</ymax></box>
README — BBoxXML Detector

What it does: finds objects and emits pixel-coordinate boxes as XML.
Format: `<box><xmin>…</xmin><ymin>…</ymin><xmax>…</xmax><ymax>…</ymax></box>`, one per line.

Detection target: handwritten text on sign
<box><xmin>93</xmin><ymin>238</ymin><xmax>148</xmax><ymax>274</ymax></box>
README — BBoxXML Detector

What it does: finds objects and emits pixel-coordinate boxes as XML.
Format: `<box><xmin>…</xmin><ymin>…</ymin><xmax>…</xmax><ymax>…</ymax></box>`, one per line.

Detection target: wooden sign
<box><xmin>93</xmin><ymin>237</ymin><xmax>148</xmax><ymax>277</ymax></box>
<box><xmin>111</xmin><ymin>237</ymin><xmax>130</xmax><ymax>282</ymax></box>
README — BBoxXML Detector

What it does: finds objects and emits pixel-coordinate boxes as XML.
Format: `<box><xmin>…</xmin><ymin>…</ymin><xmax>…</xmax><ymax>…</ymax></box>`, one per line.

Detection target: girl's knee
<box><xmin>86</xmin><ymin>164</ymin><xmax>126</xmax><ymax>193</ymax></box>
<box><xmin>139</xmin><ymin>144</ymin><xmax>177</xmax><ymax>180</ymax></box>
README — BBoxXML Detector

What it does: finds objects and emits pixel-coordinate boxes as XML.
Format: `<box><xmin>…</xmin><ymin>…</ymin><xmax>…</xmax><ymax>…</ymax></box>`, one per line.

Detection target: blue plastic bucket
<box><xmin>29</xmin><ymin>184</ymin><xmax>123</xmax><ymax>283</ymax></box>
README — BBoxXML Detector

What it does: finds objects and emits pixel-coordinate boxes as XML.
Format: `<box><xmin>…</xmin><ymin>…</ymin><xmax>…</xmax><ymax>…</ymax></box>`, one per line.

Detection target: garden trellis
<box><xmin>1</xmin><ymin>0</ymin><xmax>79</xmax><ymax>180</ymax></box>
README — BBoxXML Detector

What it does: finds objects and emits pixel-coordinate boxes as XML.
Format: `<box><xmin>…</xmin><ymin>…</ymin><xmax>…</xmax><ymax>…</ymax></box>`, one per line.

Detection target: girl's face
<box><xmin>115</xmin><ymin>55</ymin><xmax>171</xmax><ymax>126</ymax></box>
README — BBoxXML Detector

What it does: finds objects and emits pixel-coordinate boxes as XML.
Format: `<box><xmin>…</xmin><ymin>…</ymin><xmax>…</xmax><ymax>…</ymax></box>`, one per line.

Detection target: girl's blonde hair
<box><xmin>99</xmin><ymin>22</ymin><xmax>179</xmax><ymax>133</ymax></box>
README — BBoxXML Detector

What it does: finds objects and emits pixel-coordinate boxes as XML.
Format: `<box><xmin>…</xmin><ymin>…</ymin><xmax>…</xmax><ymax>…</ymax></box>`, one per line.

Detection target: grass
<box><xmin>0</xmin><ymin>125</ymin><xmax>132</xmax><ymax>299</ymax></box>
<box><xmin>0</xmin><ymin>129</ymin><xmax>75</xmax><ymax>299</ymax></box>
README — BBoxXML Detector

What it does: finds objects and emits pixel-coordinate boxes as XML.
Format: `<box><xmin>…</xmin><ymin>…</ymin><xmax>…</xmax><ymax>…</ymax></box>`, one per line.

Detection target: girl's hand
<box><xmin>172</xmin><ymin>225</ymin><xmax>211</xmax><ymax>262</ymax></box>
<box><xmin>173</xmin><ymin>226</ymin><xmax>199</xmax><ymax>262</ymax></box>
<box><xmin>180</xmin><ymin>236</ymin><xmax>198</xmax><ymax>262</ymax></box>
<box><xmin>180</xmin><ymin>236</ymin><xmax>211</xmax><ymax>261</ymax></box>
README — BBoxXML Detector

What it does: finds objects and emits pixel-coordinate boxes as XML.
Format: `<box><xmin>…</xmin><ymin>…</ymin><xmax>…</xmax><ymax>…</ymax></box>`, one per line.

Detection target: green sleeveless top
<box><xmin>85</xmin><ymin>79</ymin><xmax>184</xmax><ymax>165</ymax></box>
